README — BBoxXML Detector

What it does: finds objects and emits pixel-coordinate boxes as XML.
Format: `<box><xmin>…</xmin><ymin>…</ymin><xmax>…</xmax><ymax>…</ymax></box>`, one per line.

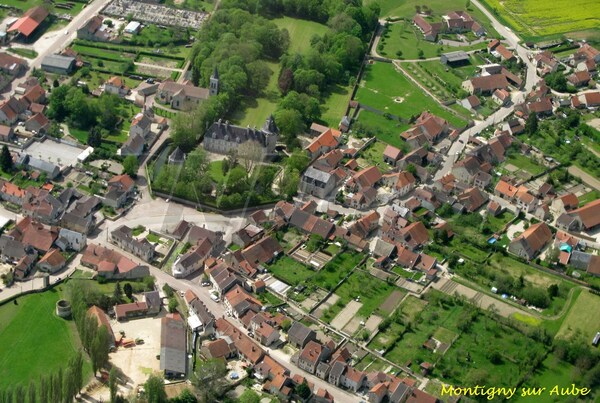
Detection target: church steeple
<box><xmin>209</xmin><ymin>66</ymin><xmax>219</xmax><ymax>96</ymax></box>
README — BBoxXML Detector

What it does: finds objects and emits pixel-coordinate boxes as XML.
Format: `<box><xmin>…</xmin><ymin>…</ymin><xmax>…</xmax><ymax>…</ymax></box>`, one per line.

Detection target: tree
<box><xmin>238</xmin><ymin>390</ymin><xmax>260</xmax><ymax>403</ymax></box>
<box><xmin>525</xmin><ymin>112</ymin><xmax>538</xmax><ymax>135</ymax></box>
<box><xmin>91</xmin><ymin>326</ymin><xmax>110</xmax><ymax>375</ymax></box>
<box><xmin>279</xmin><ymin>168</ymin><xmax>300</xmax><ymax>200</ymax></box>
<box><xmin>63</xmin><ymin>367</ymin><xmax>77</xmax><ymax>403</ymax></box>
<box><xmin>306</xmin><ymin>234</ymin><xmax>325</xmax><ymax>252</ymax></box>
<box><xmin>72</xmin><ymin>350</ymin><xmax>84</xmax><ymax>397</ymax></box>
<box><xmin>465</xmin><ymin>0</ymin><xmax>471</xmax><ymax>8</ymax></box>
<box><xmin>28</xmin><ymin>380</ymin><xmax>36</xmax><ymax>403</ymax></box>
<box><xmin>278</xmin><ymin>68</ymin><xmax>294</xmax><ymax>95</ymax></box>
<box><xmin>0</xmin><ymin>145</ymin><xmax>14</xmax><ymax>172</ymax></box>
<box><xmin>109</xmin><ymin>367</ymin><xmax>118</xmax><ymax>403</ymax></box>
<box><xmin>113</xmin><ymin>282</ymin><xmax>123</xmax><ymax>304</ymax></box>
<box><xmin>53</xmin><ymin>368</ymin><xmax>63</xmax><ymax>403</ymax></box>
<box><xmin>237</xmin><ymin>140</ymin><xmax>264</xmax><ymax>172</ymax></box>
<box><xmin>171</xmin><ymin>389</ymin><xmax>198</xmax><ymax>403</ymax></box>
<box><xmin>281</xmin><ymin>319</ymin><xmax>292</xmax><ymax>332</ymax></box>
<box><xmin>40</xmin><ymin>374</ymin><xmax>49</xmax><ymax>403</ymax></box>
<box><xmin>168</xmin><ymin>297</ymin><xmax>179</xmax><ymax>313</ymax></box>
<box><xmin>145</xmin><ymin>375</ymin><xmax>167</xmax><ymax>403</ymax></box>
<box><xmin>193</xmin><ymin>359</ymin><xmax>227</xmax><ymax>402</ymax></box>
<box><xmin>123</xmin><ymin>283</ymin><xmax>133</xmax><ymax>300</ymax></box>
<box><xmin>548</xmin><ymin>284</ymin><xmax>559</xmax><ymax>299</ymax></box>
<box><xmin>88</xmin><ymin>126</ymin><xmax>102</xmax><ymax>147</ymax></box>
<box><xmin>296</xmin><ymin>381</ymin><xmax>311</xmax><ymax>399</ymax></box>
<box><xmin>122</xmin><ymin>155</ymin><xmax>139</xmax><ymax>177</ymax></box>
<box><xmin>14</xmin><ymin>384</ymin><xmax>25</xmax><ymax>403</ymax></box>
<box><xmin>162</xmin><ymin>284</ymin><xmax>175</xmax><ymax>298</ymax></box>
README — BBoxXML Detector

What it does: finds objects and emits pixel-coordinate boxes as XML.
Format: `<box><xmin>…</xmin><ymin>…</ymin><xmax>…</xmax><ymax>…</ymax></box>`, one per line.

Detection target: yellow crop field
<box><xmin>483</xmin><ymin>0</ymin><xmax>600</xmax><ymax>38</ymax></box>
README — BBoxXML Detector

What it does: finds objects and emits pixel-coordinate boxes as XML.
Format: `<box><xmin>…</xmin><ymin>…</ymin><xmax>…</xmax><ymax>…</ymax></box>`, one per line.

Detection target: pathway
<box><xmin>568</xmin><ymin>166</ymin><xmax>600</xmax><ymax>191</ymax></box>
<box><xmin>133</xmin><ymin>62</ymin><xmax>184</xmax><ymax>73</ymax></box>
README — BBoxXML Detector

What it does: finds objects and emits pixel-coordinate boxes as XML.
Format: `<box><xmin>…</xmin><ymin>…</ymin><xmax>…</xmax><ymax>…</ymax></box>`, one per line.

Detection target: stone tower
<box><xmin>209</xmin><ymin>66</ymin><xmax>219</xmax><ymax>96</ymax></box>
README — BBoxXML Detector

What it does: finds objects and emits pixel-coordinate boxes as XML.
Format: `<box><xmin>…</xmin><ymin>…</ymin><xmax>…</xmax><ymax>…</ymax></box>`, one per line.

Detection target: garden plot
<box><xmin>312</xmin><ymin>293</ymin><xmax>339</xmax><ymax>318</ymax></box>
<box><xmin>290</xmin><ymin>248</ymin><xmax>333</xmax><ymax>269</ymax></box>
<box><xmin>380</xmin><ymin>290</ymin><xmax>404</xmax><ymax>314</ymax></box>
<box><xmin>364</xmin><ymin>315</ymin><xmax>383</xmax><ymax>333</ymax></box>
<box><xmin>331</xmin><ymin>300</ymin><xmax>362</xmax><ymax>330</ymax></box>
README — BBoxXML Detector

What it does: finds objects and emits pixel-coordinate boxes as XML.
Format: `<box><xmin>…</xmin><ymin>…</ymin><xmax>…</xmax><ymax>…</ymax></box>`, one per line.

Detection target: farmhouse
<box><xmin>508</xmin><ymin>222</ymin><xmax>552</xmax><ymax>260</ymax></box>
<box><xmin>0</xmin><ymin>52</ymin><xmax>27</xmax><ymax>77</ymax></box>
<box><xmin>462</xmin><ymin>74</ymin><xmax>510</xmax><ymax>95</ymax></box>
<box><xmin>412</xmin><ymin>15</ymin><xmax>442</xmax><ymax>42</ymax></box>
<box><xmin>203</xmin><ymin>116</ymin><xmax>279</xmax><ymax>156</ymax></box>
<box><xmin>77</xmin><ymin>16</ymin><xmax>111</xmax><ymax>42</ymax></box>
<box><xmin>7</xmin><ymin>6</ymin><xmax>49</xmax><ymax>39</ymax></box>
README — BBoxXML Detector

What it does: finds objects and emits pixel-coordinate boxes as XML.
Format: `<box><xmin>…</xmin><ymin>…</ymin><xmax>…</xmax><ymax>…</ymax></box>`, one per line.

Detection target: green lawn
<box><xmin>324</xmin><ymin>270</ymin><xmax>398</xmax><ymax>320</ymax></box>
<box><xmin>6</xmin><ymin>47</ymin><xmax>38</xmax><ymax>59</ymax></box>
<box><xmin>312</xmin><ymin>251</ymin><xmax>366</xmax><ymax>290</ymax></box>
<box><xmin>267</xmin><ymin>256</ymin><xmax>315</xmax><ymax>286</ymax></box>
<box><xmin>272</xmin><ymin>17</ymin><xmax>329</xmax><ymax>54</ymax></box>
<box><xmin>0</xmin><ymin>289</ymin><xmax>91</xmax><ymax>389</ymax></box>
<box><xmin>380</xmin><ymin>23</ymin><xmax>488</xmax><ymax>60</ymax></box>
<box><xmin>208</xmin><ymin>160</ymin><xmax>226</xmax><ymax>183</ymax></box>
<box><xmin>3</xmin><ymin>0</ymin><xmax>84</xmax><ymax>15</ymax></box>
<box><xmin>231</xmin><ymin>61</ymin><xmax>280</xmax><ymax>127</ymax></box>
<box><xmin>515</xmin><ymin>355</ymin><xmax>578</xmax><ymax>402</ymax></box>
<box><xmin>355</xmin><ymin>62</ymin><xmax>468</xmax><ymax>128</ymax></box>
<box><xmin>556</xmin><ymin>291</ymin><xmax>600</xmax><ymax>341</ymax></box>
<box><xmin>355</xmin><ymin>109</ymin><xmax>410</xmax><ymax>148</ymax></box>
<box><xmin>486</xmin><ymin>211</ymin><xmax>515</xmax><ymax>233</ymax></box>
<box><xmin>504</xmin><ymin>154</ymin><xmax>546</xmax><ymax>176</ymax></box>
<box><xmin>578</xmin><ymin>190</ymin><xmax>600</xmax><ymax>207</ymax></box>
<box><xmin>357</xmin><ymin>141</ymin><xmax>392</xmax><ymax>172</ymax></box>
<box><xmin>320</xmin><ymin>84</ymin><xmax>352</xmax><ymax>127</ymax></box>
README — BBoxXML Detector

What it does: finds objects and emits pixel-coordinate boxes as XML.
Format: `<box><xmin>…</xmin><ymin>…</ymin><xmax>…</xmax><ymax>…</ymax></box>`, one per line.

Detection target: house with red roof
<box><xmin>305</xmin><ymin>128</ymin><xmax>340</xmax><ymax>159</ymax></box>
<box><xmin>508</xmin><ymin>222</ymin><xmax>552</xmax><ymax>260</ymax></box>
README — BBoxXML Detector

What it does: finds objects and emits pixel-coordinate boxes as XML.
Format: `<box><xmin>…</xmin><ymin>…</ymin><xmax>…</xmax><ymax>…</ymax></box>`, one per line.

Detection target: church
<box><xmin>155</xmin><ymin>67</ymin><xmax>220</xmax><ymax>111</ymax></box>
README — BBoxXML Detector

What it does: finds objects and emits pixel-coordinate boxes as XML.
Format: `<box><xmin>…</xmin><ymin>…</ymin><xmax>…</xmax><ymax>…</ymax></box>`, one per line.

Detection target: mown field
<box><xmin>355</xmin><ymin>62</ymin><xmax>469</xmax><ymax>128</ymax></box>
<box><xmin>556</xmin><ymin>291</ymin><xmax>600</xmax><ymax>341</ymax></box>
<box><xmin>272</xmin><ymin>17</ymin><xmax>330</xmax><ymax>54</ymax></box>
<box><xmin>480</xmin><ymin>0</ymin><xmax>600</xmax><ymax>39</ymax></box>
<box><xmin>0</xmin><ymin>289</ymin><xmax>91</xmax><ymax>389</ymax></box>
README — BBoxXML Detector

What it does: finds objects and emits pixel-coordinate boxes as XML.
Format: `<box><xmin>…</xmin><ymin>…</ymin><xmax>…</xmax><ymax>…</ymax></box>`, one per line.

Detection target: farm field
<box><xmin>480</xmin><ymin>0</ymin><xmax>600</xmax><ymax>39</ymax></box>
<box><xmin>0</xmin><ymin>289</ymin><xmax>91</xmax><ymax>389</ymax></box>
<box><xmin>556</xmin><ymin>291</ymin><xmax>600</xmax><ymax>341</ymax></box>
<box><xmin>355</xmin><ymin>62</ymin><xmax>469</xmax><ymax>128</ymax></box>
<box><xmin>380</xmin><ymin>23</ymin><xmax>488</xmax><ymax>60</ymax></box>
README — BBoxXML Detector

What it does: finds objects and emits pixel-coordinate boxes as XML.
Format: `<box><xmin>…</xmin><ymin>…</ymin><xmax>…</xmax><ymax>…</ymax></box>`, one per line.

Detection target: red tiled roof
<box><xmin>7</xmin><ymin>6</ymin><xmax>49</xmax><ymax>37</ymax></box>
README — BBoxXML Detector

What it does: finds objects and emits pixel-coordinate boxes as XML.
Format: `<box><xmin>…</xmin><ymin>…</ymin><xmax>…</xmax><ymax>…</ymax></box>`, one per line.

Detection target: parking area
<box><xmin>24</xmin><ymin>138</ymin><xmax>88</xmax><ymax>168</ymax></box>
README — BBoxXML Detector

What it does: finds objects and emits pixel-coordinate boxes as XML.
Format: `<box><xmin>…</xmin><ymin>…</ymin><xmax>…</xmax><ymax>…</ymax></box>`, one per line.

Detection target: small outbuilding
<box><xmin>441</xmin><ymin>51</ymin><xmax>470</xmax><ymax>66</ymax></box>
<box><xmin>41</xmin><ymin>54</ymin><xmax>76</xmax><ymax>75</ymax></box>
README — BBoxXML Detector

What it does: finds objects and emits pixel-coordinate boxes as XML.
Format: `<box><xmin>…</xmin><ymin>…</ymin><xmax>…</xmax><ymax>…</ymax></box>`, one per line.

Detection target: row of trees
<box><xmin>70</xmin><ymin>283</ymin><xmax>111</xmax><ymax>376</ymax></box>
<box><xmin>0</xmin><ymin>351</ymin><xmax>84</xmax><ymax>403</ymax></box>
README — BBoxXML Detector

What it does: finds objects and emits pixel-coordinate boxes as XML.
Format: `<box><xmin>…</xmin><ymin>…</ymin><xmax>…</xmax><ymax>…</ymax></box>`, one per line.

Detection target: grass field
<box><xmin>272</xmin><ymin>17</ymin><xmax>329</xmax><ymax>54</ymax></box>
<box><xmin>357</xmin><ymin>141</ymin><xmax>392</xmax><ymax>172</ymax></box>
<box><xmin>380</xmin><ymin>23</ymin><xmax>488</xmax><ymax>60</ymax></box>
<box><xmin>480</xmin><ymin>0</ymin><xmax>600</xmax><ymax>39</ymax></box>
<box><xmin>504</xmin><ymin>154</ymin><xmax>546</xmax><ymax>176</ymax></box>
<box><xmin>355</xmin><ymin>62</ymin><xmax>468</xmax><ymax>128</ymax></box>
<box><xmin>556</xmin><ymin>291</ymin><xmax>600</xmax><ymax>341</ymax></box>
<box><xmin>232</xmin><ymin>61</ymin><xmax>279</xmax><ymax>127</ymax></box>
<box><xmin>0</xmin><ymin>289</ymin><xmax>91</xmax><ymax>389</ymax></box>
<box><xmin>515</xmin><ymin>354</ymin><xmax>578</xmax><ymax>402</ymax></box>
<box><xmin>323</xmin><ymin>270</ymin><xmax>398</xmax><ymax>320</ymax></box>
<box><xmin>320</xmin><ymin>84</ymin><xmax>352</xmax><ymax>127</ymax></box>
<box><xmin>267</xmin><ymin>256</ymin><xmax>315</xmax><ymax>286</ymax></box>
<box><xmin>355</xmin><ymin>109</ymin><xmax>410</xmax><ymax>148</ymax></box>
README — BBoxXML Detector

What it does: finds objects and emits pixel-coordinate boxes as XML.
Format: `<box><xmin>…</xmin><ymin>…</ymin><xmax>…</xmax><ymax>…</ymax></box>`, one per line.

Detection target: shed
<box><xmin>441</xmin><ymin>51</ymin><xmax>470</xmax><ymax>66</ymax></box>
<box><xmin>41</xmin><ymin>54</ymin><xmax>76</xmax><ymax>75</ymax></box>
